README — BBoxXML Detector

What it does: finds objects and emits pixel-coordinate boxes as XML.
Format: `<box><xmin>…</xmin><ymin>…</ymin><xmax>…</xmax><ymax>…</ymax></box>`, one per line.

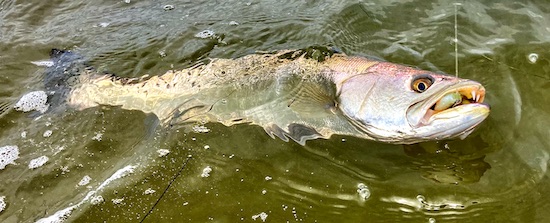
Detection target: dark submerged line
<box><xmin>140</xmin><ymin>154</ymin><xmax>193</xmax><ymax>222</ymax></box>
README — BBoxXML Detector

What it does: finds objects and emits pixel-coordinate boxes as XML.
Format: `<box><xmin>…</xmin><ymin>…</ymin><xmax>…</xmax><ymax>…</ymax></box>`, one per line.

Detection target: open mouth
<box><xmin>422</xmin><ymin>85</ymin><xmax>486</xmax><ymax>123</ymax></box>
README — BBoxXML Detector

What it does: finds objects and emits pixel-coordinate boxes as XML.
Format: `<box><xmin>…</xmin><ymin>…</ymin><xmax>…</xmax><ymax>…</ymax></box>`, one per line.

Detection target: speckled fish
<box><xmin>41</xmin><ymin>47</ymin><xmax>489</xmax><ymax>145</ymax></box>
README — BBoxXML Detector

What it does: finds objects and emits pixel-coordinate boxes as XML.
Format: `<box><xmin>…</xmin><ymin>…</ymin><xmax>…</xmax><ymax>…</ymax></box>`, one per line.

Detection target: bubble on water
<box><xmin>53</xmin><ymin>146</ymin><xmax>65</xmax><ymax>156</ymax></box>
<box><xmin>123</xmin><ymin>0</ymin><xmax>130</xmax><ymax>3</ymax></box>
<box><xmin>416</xmin><ymin>194</ymin><xmax>426</xmax><ymax>203</ymax></box>
<box><xmin>14</xmin><ymin>91</ymin><xmax>49</xmax><ymax>113</ymax></box>
<box><xmin>158</xmin><ymin>50</ymin><xmax>167</xmax><ymax>57</ymax></box>
<box><xmin>112</xmin><ymin>198</ymin><xmax>124</xmax><ymax>205</ymax></box>
<box><xmin>229</xmin><ymin>21</ymin><xmax>239</xmax><ymax>26</ymax></box>
<box><xmin>90</xmin><ymin>195</ymin><xmax>104</xmax><ymax>205</ymax></box>
<box><xmin>192</xmin><ymin>125</ymin><xmax>210</xmax><ymax>133</ymax></box>
<box><xmin>21</xmin><ymin>131</ymin><xmax>27</xmax><ymax>138</ymax></box>
<box><xmin>157</xmin><ymin>149</ymin><xmax>170</xmax><ymax>157</ymax></box>
<box><xmin>0</xmin><ymin>145</ymin><xmax>19</xmax><ymax>170</ymax></box>
<box><xmin>29</xmin><ymin>155</ymin><xmax>49</xmax><ymax>169</ymax></box>
<box><xmin>144</xmin><ymin>188</ymin><xmax>156</xmax><ymax>195</ymax></box>
<box><xmin>252</xmin><ymin>212</ymin><xmax>268</xmax><ymax>222</ymax></box>
<box><xmin>357</xmin><ymin>183</ymin><xmax>371</xmax><ymax>200</ymax></box>
<box><xmin>261</xmin><ymin>189</ymin><xmax>267</xmax><ymax>195</ymax></box>
<box><xmin>429</xmin><ymin>218</ymin><xmax>436</xmax><ymax>223</ymax></box>
<box><xmin>78</xmin><ymin>175</ymin><xmax>92</xmax><ymax>186</ymax></box>
<box><xmin>183</xmin><ymin>201</ymin><xmax>189</xmax><ymax>206</ymax></box>
<box><xmin>204</xmin><ymin>145</ymin><xmax>210</xmax><ymax>150</ymax></box>
<box><xmin>265</xmin><ymin>176</ymin><xmax>272</xmax><ymax>181</ymax></box>
<box><xmin>43</xmin><ymin>130</ymin><xmax>53</xmax><ymax>138</ymax></box>
<box><xmin>201</xmin><ymin>166</ymin><xmax>212</xmax><ymax>177</ymax></box>
<box><xmin>92</xmin><ymin>132</ymin><xmax>102</xmax><ymax>141</ymax></box>
<box><xmin>60</xmin><ymin>165</ymin><xmax>70</xmax><ymax>174</ymax></box>
<box><xmin>195</xmin><ymin>30</ymin><xmax>215</xmax><ymax>39</ymax></box>
<box><xmin>98</xmin><ymin>22</ymin><xmax>110</xmax><ymax>27</ymax></box>
<box><xmin>528</xmin><ymin>53</ymin><xmax>538</xmax><ymax>64</ymax></box>
<box><xmin>0</xmin><ymin>196</ymin><xmax>6</xmax><ymax>213</ymax></box>
<box><xmin>163</xmin><ymin>5</ymin><xmax>174</xmax><ymax>11</ymax></box>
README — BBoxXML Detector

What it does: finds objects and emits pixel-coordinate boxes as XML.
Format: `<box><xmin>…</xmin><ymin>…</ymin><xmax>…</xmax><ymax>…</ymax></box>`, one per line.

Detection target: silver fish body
<box><xmin>45</xmin><ymin>49</ymin><xmax>489</xmax><ymax>145</ymax></box>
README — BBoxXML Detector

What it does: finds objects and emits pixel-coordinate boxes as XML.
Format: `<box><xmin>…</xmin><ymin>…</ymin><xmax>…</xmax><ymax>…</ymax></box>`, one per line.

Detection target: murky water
<box><xmin>1</xmin><ymin>0</ymin><xmax>550</xmax><ymax>222</ymax></box>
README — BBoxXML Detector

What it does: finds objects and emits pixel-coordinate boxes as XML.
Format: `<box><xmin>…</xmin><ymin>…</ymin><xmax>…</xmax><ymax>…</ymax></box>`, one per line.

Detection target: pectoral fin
<box><xmin>276</xmin><ymin>71</ymin><xmax>337</xmax><ymax>116</ymax></box>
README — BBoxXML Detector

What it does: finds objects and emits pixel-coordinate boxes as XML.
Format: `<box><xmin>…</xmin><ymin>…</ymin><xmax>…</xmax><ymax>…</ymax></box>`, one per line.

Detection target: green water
<box><xmin>1</xmin><ymin>1</ymin><xmax>550</xmax><ymax>222</ymax></box>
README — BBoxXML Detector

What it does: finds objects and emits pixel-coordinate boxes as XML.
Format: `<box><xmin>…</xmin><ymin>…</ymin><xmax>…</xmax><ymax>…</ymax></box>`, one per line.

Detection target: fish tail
<box><xmin>44</xmin><ymin>49</ymin><xmax>89</xmax><ymax>109</ymax></box>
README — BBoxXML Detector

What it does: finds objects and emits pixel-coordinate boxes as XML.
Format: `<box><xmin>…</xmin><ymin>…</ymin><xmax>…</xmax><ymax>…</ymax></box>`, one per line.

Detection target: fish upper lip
<box><xmin>419</xmin><ymin>82</ymin><xmax>487</xmax><ymax>125</ymax></box>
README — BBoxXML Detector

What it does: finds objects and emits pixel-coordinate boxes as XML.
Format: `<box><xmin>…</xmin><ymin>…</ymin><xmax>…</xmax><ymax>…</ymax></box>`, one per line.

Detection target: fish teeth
<box><xmin>471</xmin><ymin>90</ymin><xmax>477</xmax><ymax>102</ymax></box>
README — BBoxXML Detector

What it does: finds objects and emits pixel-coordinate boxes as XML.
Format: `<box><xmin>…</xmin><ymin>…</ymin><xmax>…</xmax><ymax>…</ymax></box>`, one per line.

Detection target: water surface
<box><xmin>1</xmin><ymin>1</ymin><xmax>550</xmax><ymax>222</ymax></box>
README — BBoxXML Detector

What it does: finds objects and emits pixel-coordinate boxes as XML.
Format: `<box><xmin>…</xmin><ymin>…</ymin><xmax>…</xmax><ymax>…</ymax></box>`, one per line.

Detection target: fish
<box><xmin>39</xmin><ymin>47</ymin><xmax>489</xmax><ymax>145</ymax></box>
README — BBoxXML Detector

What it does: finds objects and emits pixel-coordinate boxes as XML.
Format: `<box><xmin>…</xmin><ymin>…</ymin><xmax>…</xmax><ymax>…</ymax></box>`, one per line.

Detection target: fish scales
<box><xmin>42</xmin><ymin>48</ymin><xmax>489</xmax><ymax>144</ymax></box>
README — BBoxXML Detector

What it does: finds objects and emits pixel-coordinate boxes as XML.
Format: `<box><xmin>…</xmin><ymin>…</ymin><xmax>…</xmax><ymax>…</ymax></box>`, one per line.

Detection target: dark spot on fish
<box><xmin>191</xmin><ymin>81</ymin><xmax>196</xmax><ymax>87</ymax></box>
<box><xmin>232</xmin><ymin>118</ymin><xmax>243</xmax><ymax>122</ymax></box>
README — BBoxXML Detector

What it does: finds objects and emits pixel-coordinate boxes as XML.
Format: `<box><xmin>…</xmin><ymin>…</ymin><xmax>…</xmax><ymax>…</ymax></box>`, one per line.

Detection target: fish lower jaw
<box><xmin>421</xmin><ymin>103</ymin><xmax>490</xmax><ymax>125</ymax></box>
<box><xmin>421</xmin><ymin>85</ymin><xmax>486</xmax><ymax>123</ymax></box>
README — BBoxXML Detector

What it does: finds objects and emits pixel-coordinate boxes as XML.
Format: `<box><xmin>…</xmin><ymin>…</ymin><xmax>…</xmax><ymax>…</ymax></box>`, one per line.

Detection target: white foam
<box><xmin>43</xmin><ymin>130</ymin><xmax>53</xmax><ymax>138</ymax></box>
<box><xmin>157</xmin><ymin>149</ymin><xmax>170</xmax><ymax>157</ymax></box>
<box><xmin>0</xmin><ymin>145</ymin><xmax>19</xmax><ymax>170</ymax></box>
<box><xmin>357</xmin><ymin>183</ymin><xmax>371</xmax><ymax>200</ymax></box>
<box><xmin>31</xmin><ymin>60</ymin><xmax>54</xmax><ymax>67</ymax></box>
<box><xmin>192</xmin><ymin>125</ymin><xmax>210</xmax><ymax>133</ymax></box>
<box><xmin>90</xmin><ymin>195</ymin><xmax>104</xmax><ymax>205</ymax></box>
<box><xmin>0</xmin><ymin>196</ymin><xmax>6</xmax><ymax>213</ymax></box>
<box><xmin>77</xmin><ymin>175</ymin><xmax>91</xmax><ymax>186</ymax></box>
<box><xmin>15</xmin><ymin>91</ymin><xmax>49</xmax><ymax>113</ymax></box>
<box><xmin>252</xmin><ymin>212</ymin><xmax>268</xmax><ymax>222</ymax></box>
<box><xmin>195</xmin><ymin>30</ymin><xmax>215</xmax><ymax>39</ymax></box>
<box><xmin>144</xmin><ymin>188</ymin><xmax>156</xmax><ymax>195</ymax></box>
<box><xmin>112</xmin><ymin>198</ymin><xmax>124</xmax><ymax>205</ymax></box>
<box><xmin>35</xmin><ymin>165</ymin><xmax>137</xmax><ymax>223</ymax></box>
<box><xmin>201</xmin><ymin>166</ymin><xmax>212</xmax><ymax>178</ymax></box>
<box><xmin>92</xmin><ymin>132</ymin><xmax>102</xmax><ymax>141</ymax></box>
<box><xmin>35</xmin><ymin>205</ymin><xmax>75</xmax><ymax>223</ymax></box>
<box><xmin>29</xmin><ymin>156</ymin><xmax>49</xmax><ymax>169</ymax></box>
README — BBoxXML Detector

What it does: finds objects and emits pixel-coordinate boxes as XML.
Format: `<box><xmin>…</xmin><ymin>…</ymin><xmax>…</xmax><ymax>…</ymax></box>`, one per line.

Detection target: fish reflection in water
<box><xmin>404</xmin><ymin>135</ymin><xmax>492</xmax><ymax>184</ymax></box>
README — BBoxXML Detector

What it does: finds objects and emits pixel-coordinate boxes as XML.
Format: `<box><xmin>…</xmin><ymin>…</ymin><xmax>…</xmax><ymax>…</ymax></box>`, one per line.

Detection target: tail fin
<box><xmin>44</xmin><ymin>49</ymin><xmax>88</xmax><ymax>109</ymax></box>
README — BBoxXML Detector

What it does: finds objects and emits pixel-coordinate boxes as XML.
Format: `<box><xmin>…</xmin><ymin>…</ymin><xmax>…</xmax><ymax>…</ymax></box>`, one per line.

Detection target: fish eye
<box><xmin>411</xmin><ymin>75</ymin><xmax>434</xmax><ymax>93</ymax></box>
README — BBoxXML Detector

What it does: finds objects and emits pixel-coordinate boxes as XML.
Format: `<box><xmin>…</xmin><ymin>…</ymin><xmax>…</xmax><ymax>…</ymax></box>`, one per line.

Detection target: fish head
<box><xmin>335</xmin><ymin>63</ymin><xmax>489</xmax><ymax>144</ymax></box>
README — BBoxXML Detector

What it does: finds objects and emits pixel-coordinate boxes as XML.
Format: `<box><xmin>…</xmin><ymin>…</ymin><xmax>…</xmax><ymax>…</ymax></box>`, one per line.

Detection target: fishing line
<box><xmin>140</xmin><ymin>153</ymin><xmax>193</xmax><ymax>222</ymax></box>
<box><xmin>454</xmin><ymin>2</ymin><xmax>460</xmax><ymax>77</ymax></box>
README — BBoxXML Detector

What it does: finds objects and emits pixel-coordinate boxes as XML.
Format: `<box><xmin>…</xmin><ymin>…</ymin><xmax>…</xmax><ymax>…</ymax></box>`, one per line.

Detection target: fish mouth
<box><xmin>419</xmin><ymin>82</ymin><xmax>488</xmax><ymax>125</ymax></box>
